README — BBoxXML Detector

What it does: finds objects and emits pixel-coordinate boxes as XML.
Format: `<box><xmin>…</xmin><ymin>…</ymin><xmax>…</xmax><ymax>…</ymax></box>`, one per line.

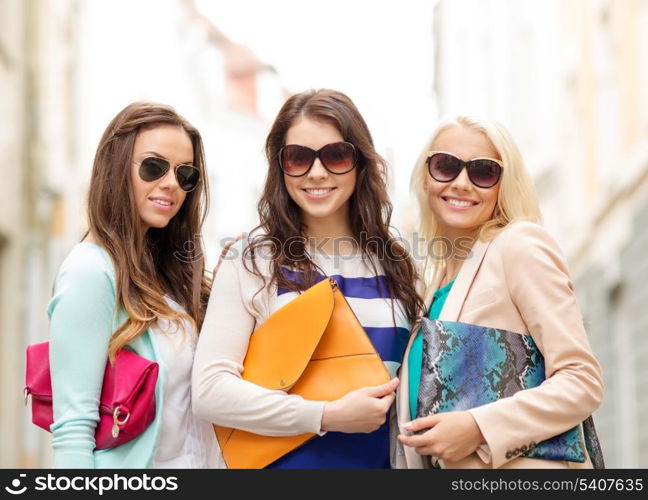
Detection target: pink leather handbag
<box><xmin>24</xmin><ymin>341</ymin><xmax>159</xmax><ymax>450</ymax></box>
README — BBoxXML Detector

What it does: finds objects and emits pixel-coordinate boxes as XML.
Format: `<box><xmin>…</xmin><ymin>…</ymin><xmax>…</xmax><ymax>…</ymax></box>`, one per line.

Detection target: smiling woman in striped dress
<box><xmin>191</xmin><ymin>89</ymin><xmax>423</xmax><ymax>469</ymax></box>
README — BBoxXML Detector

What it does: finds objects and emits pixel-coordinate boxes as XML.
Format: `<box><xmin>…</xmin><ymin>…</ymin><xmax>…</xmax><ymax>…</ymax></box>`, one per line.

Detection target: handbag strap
<box><xmin>582</xmin><ymin>415</ymin><xmax>605</xmax><ymax>469</ymax></box>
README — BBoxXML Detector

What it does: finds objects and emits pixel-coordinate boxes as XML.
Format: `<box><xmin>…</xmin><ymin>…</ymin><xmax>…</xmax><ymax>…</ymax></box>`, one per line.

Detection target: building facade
<box><xmin>1</xmin><ymin>0</ymin><xmax>285</xmax><ymax>467</ymax></box>
<box><xmin>432</xmin><ymin>0</ymin><xmax>648</xmax><ymax>467</ymax></box>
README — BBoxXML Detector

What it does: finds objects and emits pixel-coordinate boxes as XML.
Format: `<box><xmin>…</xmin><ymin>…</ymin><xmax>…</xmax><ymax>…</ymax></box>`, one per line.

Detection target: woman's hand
<box><xmin>321</xmin><ymin>378</ymin><xmax>399</xmax><ymax>433</ymax></box>
<box><xmin>398</xmin><ymin>411</ymin><xmax>484</xmax><ymax>462</ymax></box>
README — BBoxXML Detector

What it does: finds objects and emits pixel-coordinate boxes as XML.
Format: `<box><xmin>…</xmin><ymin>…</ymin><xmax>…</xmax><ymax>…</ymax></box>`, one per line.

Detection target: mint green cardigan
<box><xmin>48</xmin><ymin>243</ymin><xmax>167</xmax><ymax>468</ymax></box>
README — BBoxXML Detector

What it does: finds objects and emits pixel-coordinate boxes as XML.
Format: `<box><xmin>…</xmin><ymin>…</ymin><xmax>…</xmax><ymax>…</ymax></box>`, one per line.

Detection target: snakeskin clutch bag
<box><xmin>417</xmin><ymin>318</ymin><xmax>604</xmax><ymax>467</ymax></box>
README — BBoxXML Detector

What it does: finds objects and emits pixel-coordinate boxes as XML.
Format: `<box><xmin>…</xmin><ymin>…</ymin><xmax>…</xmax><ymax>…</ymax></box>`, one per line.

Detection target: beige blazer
<box><xmin>393</xmin><ymin>221</ymin><xmax>604</xmax><ymax>469</ymax></box>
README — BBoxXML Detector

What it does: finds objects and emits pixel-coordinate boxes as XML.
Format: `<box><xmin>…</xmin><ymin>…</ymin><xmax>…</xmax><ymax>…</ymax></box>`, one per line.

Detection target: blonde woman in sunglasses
<box><xmin>396</xmin><ymin>116</ymin><xmax>604</xmax><ymax>469</ymax></box>
<box><xmin>47</xmin><ymin>102</ymin><xmax>221</xmax><ymax>468</ymax></box>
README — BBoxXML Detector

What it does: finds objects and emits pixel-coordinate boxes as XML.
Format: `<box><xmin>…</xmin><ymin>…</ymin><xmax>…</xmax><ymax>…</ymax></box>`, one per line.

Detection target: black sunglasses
<box><xmin>426</xmin><ymin>151</ymin><xmax>502</xmax><ymax>189</ymax></box>
<box><xmin>279</xmin><ymin>141</ymin><xmax>357</xmax><ymax>177</ymax></box>
<box><xmin>138</xmin><ymin>157</ymin><xmax>201</xmax><ymax>192</ymax></box>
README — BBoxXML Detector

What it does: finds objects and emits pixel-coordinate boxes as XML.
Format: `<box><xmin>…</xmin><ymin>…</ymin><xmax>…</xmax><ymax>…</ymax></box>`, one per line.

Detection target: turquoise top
<box><xmin>408</xmin><ymin>279</ymin><xmax>455</xmax><ymax>420</ymax></box>
<box><xmin>47</xmin><ymin>242</ymin><xmax>166</xmax><ymax>468</ymax></box>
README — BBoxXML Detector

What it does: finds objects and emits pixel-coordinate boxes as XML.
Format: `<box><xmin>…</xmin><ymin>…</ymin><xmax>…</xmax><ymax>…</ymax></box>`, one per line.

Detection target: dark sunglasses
<box><xmin>279</xmin><ymin>141</ymin><xmax>357</xmax><ymax>177</ymax></box>
<box><xmin>138</xmin><ymin>157</ymin><xmax>200</xmax><ymax>192</ymax></box>
<box><xmin>426</xmin><ymin>151</ymin><xmax>503</xmax><ymax>189</ymax></box>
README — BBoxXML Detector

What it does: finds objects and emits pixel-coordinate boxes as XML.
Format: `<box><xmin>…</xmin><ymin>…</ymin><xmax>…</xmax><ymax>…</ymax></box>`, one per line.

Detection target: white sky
<box><xmin>67</xmin><ymin>0</ymin><xmax>440</xmax><ymax>250</ymax></box>
<box><xmin>195</xmin><ymin>0</ymin><xmax>439</xmax><ymax>227</ymax></box>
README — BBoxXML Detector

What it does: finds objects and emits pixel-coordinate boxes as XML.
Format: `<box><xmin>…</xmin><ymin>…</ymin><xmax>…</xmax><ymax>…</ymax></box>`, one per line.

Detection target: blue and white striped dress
<box><xmin>266</xmin><ymin>252</ymin><xmax>410</xmax><ymax>469</ymax></box>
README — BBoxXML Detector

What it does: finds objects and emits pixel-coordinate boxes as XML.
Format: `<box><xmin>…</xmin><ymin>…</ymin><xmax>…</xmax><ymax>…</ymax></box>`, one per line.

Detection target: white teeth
<box><xmin>151</xmin><ymin>199</ymin><xmax>171</xmax><ymax>206</ymax></box>
<box><xmin>446</xmin><ymin>198</ymin><xmax>474</xmax><ymax>207</ymax></box>
<box><xmin>305</xmin><ymin>188</ymin><xmax>333</xmax><ymax>195</ymax></box>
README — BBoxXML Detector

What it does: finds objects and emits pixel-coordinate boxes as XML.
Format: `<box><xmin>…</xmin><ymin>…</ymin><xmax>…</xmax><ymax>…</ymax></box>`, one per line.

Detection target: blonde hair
<box><xmin>410</xmin><ymin>115</ymin><xmax>542</xmax><ymax>283</ymax></box>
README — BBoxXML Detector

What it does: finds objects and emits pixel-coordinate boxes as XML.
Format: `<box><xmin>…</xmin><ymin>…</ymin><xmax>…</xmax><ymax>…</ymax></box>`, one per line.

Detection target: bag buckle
<box><xmin>111</xmin><ymin>406</ymin><xmax>131</xmax><ymax>438</ymax></box>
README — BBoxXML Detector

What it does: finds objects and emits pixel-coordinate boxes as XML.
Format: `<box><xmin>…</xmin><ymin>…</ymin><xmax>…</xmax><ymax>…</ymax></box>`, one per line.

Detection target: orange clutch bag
<box><xmin>214</xmin><ymin>277</ymin><xmax>391</xmax><ymax>469</ymax></box>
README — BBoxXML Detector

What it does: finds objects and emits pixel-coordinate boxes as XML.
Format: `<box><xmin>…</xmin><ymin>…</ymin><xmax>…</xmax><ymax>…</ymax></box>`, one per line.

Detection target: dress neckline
<box><xmin>435</xmin><ymin>278</ymin><xmax>455</xmax><ymax>296</ymax></box>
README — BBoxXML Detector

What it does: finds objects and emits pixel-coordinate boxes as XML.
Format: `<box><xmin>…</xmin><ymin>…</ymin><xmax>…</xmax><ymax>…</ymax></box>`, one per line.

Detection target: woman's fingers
<box><xmin>402</xmin><ymin>414</ymin><xmax>441</xmax><ymax>432</ymax></box>
<box><xmin>364</xmin><ymin>377</ymin><xmax>399</xmax><ymax>398</ymax></box>
<box><xmin>398</xmin><ymin>431</ymin><xmax>427</xmax><ymax>447</ymax></box>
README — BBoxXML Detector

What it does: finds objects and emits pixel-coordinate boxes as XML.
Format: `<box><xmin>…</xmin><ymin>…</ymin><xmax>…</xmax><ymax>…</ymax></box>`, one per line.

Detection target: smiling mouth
<box><xmin>303</xmin><ymin>188</ymin><xmax>336</xmax><ymax>196</ymax></box>
<box><xmin>149</xmin><ymin>197</ymin><xmax>173</xmax><ymax>207</ymax></box>
<box><xmin>442</xmin><ymin>196</ymin><xmax>478</xmax><ymax>208</ymax></box>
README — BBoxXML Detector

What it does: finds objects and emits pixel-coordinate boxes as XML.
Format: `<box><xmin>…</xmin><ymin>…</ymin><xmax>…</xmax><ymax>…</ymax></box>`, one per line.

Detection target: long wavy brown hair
<box><xmin>245</xmin><ymin>89</ymin><xmax>423</xmax><ymax>325</ymax></box>
<box><xmin>86</xmin><ymin>102</ymin><xmax>211</xmax><ymax>361</ymax></box>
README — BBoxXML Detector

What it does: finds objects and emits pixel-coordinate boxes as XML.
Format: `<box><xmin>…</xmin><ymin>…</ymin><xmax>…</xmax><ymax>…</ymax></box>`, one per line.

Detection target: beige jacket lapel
<box><xmin>439</xmin><ymin>237</ymin><xmax>492</xmax><ymax>321</ymax></box>
<box><xmin>395</xmin><ymin>237</ymin><xmax>492</xmax><ymax>468</ymax></box>
<box><xmin>395</xmin><ymin>270</ymin><xmax>443</xmax><ymax>468</ymax></box>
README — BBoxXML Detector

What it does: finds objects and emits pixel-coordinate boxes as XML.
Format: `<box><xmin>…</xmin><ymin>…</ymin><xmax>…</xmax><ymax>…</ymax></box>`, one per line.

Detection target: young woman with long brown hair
<box><xmin>192</xmin><ymin>89</ymin><xmax>423</xmax><ymax>469</ymax></box>
<box><xmin>48</xmin><ymin>102</ymin><xmax>221</xmax><ymax>468</ymax></box>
